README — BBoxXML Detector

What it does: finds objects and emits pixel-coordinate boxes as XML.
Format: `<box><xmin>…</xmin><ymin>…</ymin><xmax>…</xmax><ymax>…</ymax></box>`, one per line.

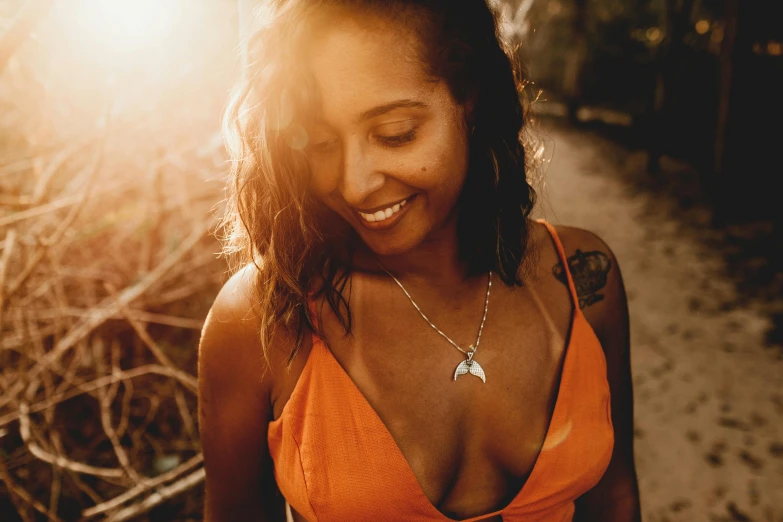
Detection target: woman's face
<box><xmin>303</xmin><ymin>11</ymin><xmax>470</xmax><ymax>257</ymax></box>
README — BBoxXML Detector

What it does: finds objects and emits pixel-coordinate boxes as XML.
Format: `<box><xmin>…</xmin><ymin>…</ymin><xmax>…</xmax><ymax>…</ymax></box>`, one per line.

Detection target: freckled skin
<box><xmin>304</xmin><ymin>11</ymin><xmax>469</xmax><ymax>257</ymax></box>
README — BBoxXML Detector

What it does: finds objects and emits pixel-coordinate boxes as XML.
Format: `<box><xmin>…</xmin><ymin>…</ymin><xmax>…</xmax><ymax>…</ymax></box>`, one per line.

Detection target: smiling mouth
<box><xmin>356</xmin><ymin>196</ymin><xmax>412</xmax><ymax>223</ymax></box>
<box><xmin>350</xmin><ymin>194</ymin><xmax>417</xmax><ymax>230</ymax></box>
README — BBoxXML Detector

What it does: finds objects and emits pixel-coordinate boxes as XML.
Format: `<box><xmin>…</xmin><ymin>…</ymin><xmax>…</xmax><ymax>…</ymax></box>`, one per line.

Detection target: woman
<box><xmin>198</xmin><ymin>1</ymin><xmax>641</xmax><ymax>520</ymax></box>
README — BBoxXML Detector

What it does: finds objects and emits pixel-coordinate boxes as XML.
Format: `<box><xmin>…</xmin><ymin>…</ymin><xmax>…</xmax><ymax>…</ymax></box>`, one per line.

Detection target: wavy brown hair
<box><xmin>221</xmin><ymin>0</ymin><xmax>537</xmax><ymax>364</ymax></box>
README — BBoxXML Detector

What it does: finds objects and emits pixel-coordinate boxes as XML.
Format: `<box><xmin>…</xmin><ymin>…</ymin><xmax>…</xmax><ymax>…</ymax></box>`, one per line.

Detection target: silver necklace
<box><xmin>380</xmin><ymin>266</ymin><xmax>492</xmax><ymax>383</ymax></box>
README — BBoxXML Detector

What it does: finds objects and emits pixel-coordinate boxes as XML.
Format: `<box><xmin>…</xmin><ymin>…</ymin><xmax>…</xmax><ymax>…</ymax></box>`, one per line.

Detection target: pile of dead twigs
<box><xmin>0</xmin><ymin>1</ymin><xmax>238</xmax><ymax>520</ymax></box>
<box><xmin>0</xmin><ymin>132</ymin><xmax>226</xmax><ymax>522</ymax></box>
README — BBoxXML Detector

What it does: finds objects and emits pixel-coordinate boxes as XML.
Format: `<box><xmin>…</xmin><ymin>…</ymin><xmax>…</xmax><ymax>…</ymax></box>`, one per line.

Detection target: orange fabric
<box><xmin>268</xmin><ymin>221</ymin><xmax>614</xmax><ymax>521</ymax></box>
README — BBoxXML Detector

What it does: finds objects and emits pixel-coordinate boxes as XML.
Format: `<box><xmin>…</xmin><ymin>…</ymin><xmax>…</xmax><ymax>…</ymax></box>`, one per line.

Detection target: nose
<box><xmin>338</xmin><ymin>140</ymin><xmax>385</xmax><ymax>207</ymax></box>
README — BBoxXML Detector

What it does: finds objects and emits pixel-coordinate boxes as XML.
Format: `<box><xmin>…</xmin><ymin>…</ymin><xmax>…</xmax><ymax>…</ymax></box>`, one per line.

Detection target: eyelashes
<box><xmin>376</xmin><ymin>129</ymin><xmax>416</xmax><ymax>147</ymax></box>
<box><xmin>309</xmin><ymin>128</ymin><xmax>418</xmax><ymax>153</ymax></box>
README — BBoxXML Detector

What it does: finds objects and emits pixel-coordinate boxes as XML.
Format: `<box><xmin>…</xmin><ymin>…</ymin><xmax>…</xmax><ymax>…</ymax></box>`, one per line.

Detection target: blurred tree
<box><xmin>515</xmin><ymin>0</ymin><xmax>782</xmax><ymax>228</ymax></box>
<box><xmin>563</xmin><ymin>0</ymin><xmax>587</xmax><ymax>122</ymax></box>
<box><xmin>712</xmin><ymin>0</ymin><xmax>736</xmax><ymax>204</ymax></box>
<box><xmin>519</xmin><ymin>0</ymin><xmax>660</xmax><ymax>116</ymax></box>
<box><xmin>646</xmin><ymin>0</ymin><xmax>695</xmax><ymax>172</ymax></box>
<box><xmin>713</xmin><ymin>0</ymin><xmax>783</xmax><ymax>225</ymax></box>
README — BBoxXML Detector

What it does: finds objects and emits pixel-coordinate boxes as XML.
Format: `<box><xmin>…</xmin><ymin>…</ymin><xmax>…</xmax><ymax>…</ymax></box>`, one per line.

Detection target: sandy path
<box><xmin>532</xmin><ymin>119</ymin><xmax>783</xmax><ymax>522</ymax></box>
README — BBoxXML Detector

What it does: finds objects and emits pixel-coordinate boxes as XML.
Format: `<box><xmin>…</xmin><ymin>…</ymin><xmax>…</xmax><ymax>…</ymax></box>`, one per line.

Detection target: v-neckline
<box><xmin>307</xmin><ymin>307</ymin><xmax>583</xmax><ymax>522</ymax></box>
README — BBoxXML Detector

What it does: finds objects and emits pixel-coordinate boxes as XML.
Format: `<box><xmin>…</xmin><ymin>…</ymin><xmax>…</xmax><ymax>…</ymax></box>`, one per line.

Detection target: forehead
<box><xmin>304</xmin><ymin>11</ymin><xmax>436</xmax><ymax>122</ymax></box>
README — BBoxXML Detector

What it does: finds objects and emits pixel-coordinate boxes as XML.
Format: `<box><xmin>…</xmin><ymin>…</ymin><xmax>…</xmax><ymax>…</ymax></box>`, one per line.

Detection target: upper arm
<box><xmin>557</xmin><ymin>227</ymin><xmax>641</xmax><ymax>521</ymax></box>
<box><xmin>198</xmin><ymin>265</ymin><xmax>286</xmax><ymax>522</ymax></box>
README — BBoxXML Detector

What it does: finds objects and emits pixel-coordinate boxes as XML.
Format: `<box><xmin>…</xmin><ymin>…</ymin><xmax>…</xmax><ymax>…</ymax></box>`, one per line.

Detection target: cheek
<box><xmin>410</xmin><ymin>96</ymin><xmax>469</xmax><ymax>195</ymax></box>
<box><xmin>308</xmin><ymin>158</ymin><xmax>341</xmax><ymax>202</ymax></box>
<box><xmin>409</xmin><ymin>129</ymin><xmax>469</xmax><ymax>196</ymax></box>
<box><xmin>305</xmin><ymin>120</ymin><xmax>468</xmax><ymax>203</ymax></box>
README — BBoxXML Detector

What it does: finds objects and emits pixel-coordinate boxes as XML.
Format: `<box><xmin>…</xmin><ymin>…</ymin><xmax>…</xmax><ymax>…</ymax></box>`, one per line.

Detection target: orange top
<box><xmin>268</xmin><ymin>221</ymin><xmax>614</xmax><ymax>521</ymax></box>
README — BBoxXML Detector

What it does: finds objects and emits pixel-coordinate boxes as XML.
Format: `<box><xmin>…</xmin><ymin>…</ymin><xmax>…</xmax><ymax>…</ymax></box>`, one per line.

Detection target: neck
<box><xmin>352</xmin><ymin>221</ymin><xmax>481</xmax><ymax>295</ymax></box>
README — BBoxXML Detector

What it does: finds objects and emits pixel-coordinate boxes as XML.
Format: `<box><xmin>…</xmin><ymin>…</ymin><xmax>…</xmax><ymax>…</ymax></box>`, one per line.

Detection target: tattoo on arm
<box><xmin>552</xmin><ymin>249</ymin><xmax>612</xmax><ymax>309</ymax></box>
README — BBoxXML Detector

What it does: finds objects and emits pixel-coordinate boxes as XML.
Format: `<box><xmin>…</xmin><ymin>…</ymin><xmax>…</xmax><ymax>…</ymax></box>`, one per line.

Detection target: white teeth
<box><xmin>358</xmin><ymin>197</ymin><xmax>409</xmax><ymax>223</ymax></box>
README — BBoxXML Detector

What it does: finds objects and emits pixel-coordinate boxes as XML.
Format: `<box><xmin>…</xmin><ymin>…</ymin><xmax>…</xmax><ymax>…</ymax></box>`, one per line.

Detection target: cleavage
<box><xmin>322</xmin><ymin>315</ymin><xmax>563</xmax><ymax>518</ymax></box>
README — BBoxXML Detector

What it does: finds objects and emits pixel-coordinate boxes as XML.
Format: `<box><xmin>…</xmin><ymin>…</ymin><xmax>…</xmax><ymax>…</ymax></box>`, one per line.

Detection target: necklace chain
<box><xmin>379</xmin><ymin>266</ymin><xmax>492</xmax><ymax>357</ymax></box>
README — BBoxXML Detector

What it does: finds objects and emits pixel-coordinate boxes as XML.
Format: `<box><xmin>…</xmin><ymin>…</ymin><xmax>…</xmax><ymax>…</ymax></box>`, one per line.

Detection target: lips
<box><xmin>357</xmin><ymin>197</ymin><xmax>408</xmax><ymax>222</ymax></box>
<box><xmin>352</xmin><ymin>194</ymin><xmax>416</xmax><ymax>231</ymax></box>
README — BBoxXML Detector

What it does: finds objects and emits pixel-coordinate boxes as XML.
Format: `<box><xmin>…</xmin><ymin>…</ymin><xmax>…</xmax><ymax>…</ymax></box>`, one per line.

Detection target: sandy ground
<box><xmin>532</xmin><ymin>118</ymin><xmax>783</xmax><ymax>522</ymax></box>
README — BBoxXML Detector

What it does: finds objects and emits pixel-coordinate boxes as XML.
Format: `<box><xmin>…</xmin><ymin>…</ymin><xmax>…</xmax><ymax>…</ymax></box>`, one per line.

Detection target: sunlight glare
<box><xmin>74</xmin><ymin>0</ymin><xmax>179</xmax><ymax>57</ymax></box>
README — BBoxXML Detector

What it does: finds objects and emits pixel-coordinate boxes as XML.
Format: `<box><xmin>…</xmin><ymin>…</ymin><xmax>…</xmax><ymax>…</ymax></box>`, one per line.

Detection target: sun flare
<box><xmin>70</xmin><ymin>0</ymin><xmax>180</xmax><ymax>57</ymax></box>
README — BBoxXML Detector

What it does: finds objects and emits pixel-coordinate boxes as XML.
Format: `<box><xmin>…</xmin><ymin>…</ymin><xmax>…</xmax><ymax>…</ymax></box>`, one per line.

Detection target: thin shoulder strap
<box><xmin>537</xmin><ymin>219</ymin><xmax>580</xmax><ymax>308</ymax></box>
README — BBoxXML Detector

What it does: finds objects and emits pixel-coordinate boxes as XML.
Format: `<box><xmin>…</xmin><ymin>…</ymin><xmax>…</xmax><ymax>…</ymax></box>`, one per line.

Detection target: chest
<box><xmin>315</xmin><ymin>281</ymin><xmax>573</xmax><ymax>513</ymax></box>
<box><xmin>269</xmin><ymin>279</ymin><xmax>613</xmax><ymax>522</ymax></box>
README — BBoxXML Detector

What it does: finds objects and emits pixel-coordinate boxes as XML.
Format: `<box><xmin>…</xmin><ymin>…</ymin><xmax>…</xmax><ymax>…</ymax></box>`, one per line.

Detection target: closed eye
<box><xmin>377</xmin><ymin>129</ymin><xmax>416</xmax><ymax>147</ymax></box>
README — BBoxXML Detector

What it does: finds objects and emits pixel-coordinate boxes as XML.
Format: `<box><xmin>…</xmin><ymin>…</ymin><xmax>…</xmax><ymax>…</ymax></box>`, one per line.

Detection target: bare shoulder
<box><xmin>538</xmin><ymin>223</ymin><xmax>628</xmax><ymax>342</ymax></box>
<box><xmin>202</xmin><ymin>263</ymin><xmax>260</xmax><ymax>338</ymax></box>
<box><xmin>198</xmin><ymin>263</ymin><xmax>288</xmax><ymax>520</ymax></box>
<box><xmin>547</xmin><ymin>229</ymin><xmax>640</xmax><ymax>517</ymax></box>
<box><xmin>199</xmin><ymin>263</ymin><xmax>269</xmax><ymax>398</ymax></box>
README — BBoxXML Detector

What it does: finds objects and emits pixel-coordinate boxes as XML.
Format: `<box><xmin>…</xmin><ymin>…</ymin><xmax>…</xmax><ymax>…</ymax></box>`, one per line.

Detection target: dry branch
<box><xmin>0</xmin><ymin>228</ymin><xmax>18</xmax><ymax>329</ymax></box>
<box><xmin>18</xmin><ymin>307</ymin><xmax>205</xmax><ymax>330</ymax></box>
<box><xmin>18</xmin><ymin>402</ymin><xmax>126</xmax><ymax>479</ymax></box>
<box><xmin>81</xmin><ymin>455</ymin><xmax>204</xmax><ymax>518</ymax></box>
<box><xmin>36</xmin><ymin>225</ymin><xmax>206</xmax><ymax>374</ymax></box>
<box><xmin>0</xmin><ymin>364</ymin><xmax>199</xmax><ymax>428</ymax></box>
<box><xmin>0</xmin><ymin>179</ymin><xmax>130</xmax><ymax>229</ymax></box>
<box><xmin>0</xmin><ymin>454</ymin><xmax>62</xmax><ymax>522</ymax></box>
<box><xmin>106</xmin><ymin>468</ymin><xmax>206</xmax><ymax>522</ymax></box>
<box><xmin>0</xmin><ymin>3</ymin><xmax>234</xmax><ymax>518</ymax></box>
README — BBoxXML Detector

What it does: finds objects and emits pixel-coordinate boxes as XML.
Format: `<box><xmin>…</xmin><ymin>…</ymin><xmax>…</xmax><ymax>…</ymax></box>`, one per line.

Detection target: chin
<box><xmin>353</xmin><ymin>227</ymin><xmax>427</xmax><ymax>258</ymax></box>
<box><xmin>358</xmin><ymin>236</ymin><xmax>416</xmax><ymax>258</ymax></box>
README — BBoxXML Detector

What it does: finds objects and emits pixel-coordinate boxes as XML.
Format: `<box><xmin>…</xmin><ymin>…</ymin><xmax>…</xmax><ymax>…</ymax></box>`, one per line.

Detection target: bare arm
<box><xmin>558</xmin><ymin>228</ymin><xmax>642</xmax><ymax>522</ymax></box>
<box><xmin>198</xmin><ymin>266</ymin><xmax>287</xmax><ymax>522</ymax></box>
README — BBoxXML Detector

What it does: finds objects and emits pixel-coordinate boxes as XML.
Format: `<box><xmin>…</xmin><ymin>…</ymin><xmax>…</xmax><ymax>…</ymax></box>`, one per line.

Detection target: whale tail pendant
<box><xmin>453</xmin><ymin>349</ymin><xmax>486</xmax><ymax>383</ymax></box>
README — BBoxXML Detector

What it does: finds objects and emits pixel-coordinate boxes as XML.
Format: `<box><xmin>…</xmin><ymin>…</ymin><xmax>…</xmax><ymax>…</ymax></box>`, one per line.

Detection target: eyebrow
<box><xmin>358</xmin><ymin>100</ymin><xmax>428</xmax><ymax>122</ymax></box>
